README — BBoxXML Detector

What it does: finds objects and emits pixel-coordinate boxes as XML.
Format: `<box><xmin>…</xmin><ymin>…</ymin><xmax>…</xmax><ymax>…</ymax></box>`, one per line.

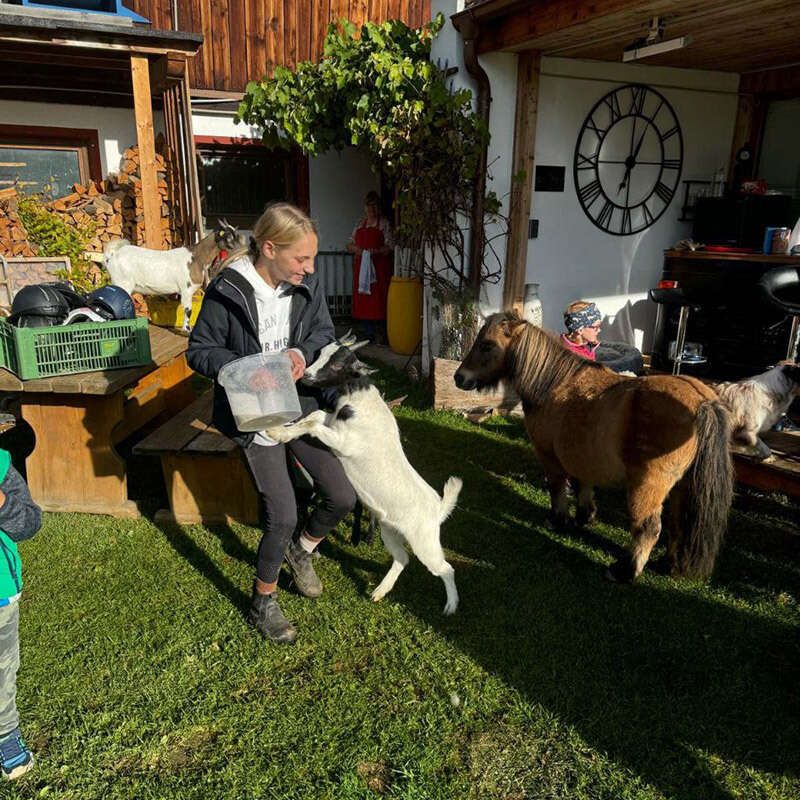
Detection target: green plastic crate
<box><xmin>13</xmin><ymin>316</ymin><xmax>151</xmax><ymax>380</ymax></box>
<box><xmin>0</xmin><ymin>319</ymin><xmax>18</xmax><ymax>375</ymax></box>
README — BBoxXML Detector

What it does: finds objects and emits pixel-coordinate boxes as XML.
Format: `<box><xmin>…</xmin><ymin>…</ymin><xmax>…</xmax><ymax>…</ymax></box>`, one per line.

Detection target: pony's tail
<box><xmin>439</xmin><ymin>476</ymin><xmax>463</xmax><ymax>524</ymax></box>
<box><xmin>672</xmin><ymin>400</ymin><xmax>733</xmax><ymax>578</ymax></box>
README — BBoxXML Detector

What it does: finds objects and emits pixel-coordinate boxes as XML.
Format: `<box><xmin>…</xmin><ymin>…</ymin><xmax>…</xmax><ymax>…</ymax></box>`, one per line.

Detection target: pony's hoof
<box><xmin>575</xmin><ymin>508</ymin><xmax>597</xmax><ymax>528</ymax></box>
<box><xmin>605</xmin><ymin>559</ymin><xmax>635</xmax><ymax>583</ymax></box>
<box><xmin>548</xmin><ymin>512</ymin><xmax>570</xmax><ymax>530</ymax></box>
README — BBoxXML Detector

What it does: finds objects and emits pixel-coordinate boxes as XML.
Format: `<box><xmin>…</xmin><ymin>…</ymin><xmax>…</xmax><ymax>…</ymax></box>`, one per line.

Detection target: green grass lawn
<box><xmin>5</xmin><ymin>365</ymin><xmax>800</xmax><ymax>799</ymax></box>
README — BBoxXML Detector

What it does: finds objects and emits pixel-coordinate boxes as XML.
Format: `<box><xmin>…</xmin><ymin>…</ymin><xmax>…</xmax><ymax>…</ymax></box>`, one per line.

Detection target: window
<box><xmin>0</xmin><ymin>125</ymin><xmax>101</xmax><ymax>198</ymax></box>
<box><xmin>195</xmin><ymin>137</ymin><xmax>309</xmax><ymax>231</ymax></box>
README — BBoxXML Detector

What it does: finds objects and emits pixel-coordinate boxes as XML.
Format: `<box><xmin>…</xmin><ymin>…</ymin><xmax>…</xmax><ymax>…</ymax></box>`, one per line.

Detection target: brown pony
<box><xmin>454</xmin><ymin>312</ymin><xmax>734</xmax><ymax>582</ymax></box>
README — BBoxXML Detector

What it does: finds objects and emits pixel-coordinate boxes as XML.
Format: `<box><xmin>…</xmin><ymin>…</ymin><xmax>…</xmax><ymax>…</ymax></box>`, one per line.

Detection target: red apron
<box><xmin>352</xmin><ymin>223</ymin><xmax>392</xmax><ymax>321</ymax></box>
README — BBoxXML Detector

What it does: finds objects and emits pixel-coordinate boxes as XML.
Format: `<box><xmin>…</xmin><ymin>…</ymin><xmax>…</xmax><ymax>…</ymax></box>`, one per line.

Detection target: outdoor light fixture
<box><xmin>623</xmin><ymin>16</ymin><xmax>691</xmax><ymax>62</ymax></box>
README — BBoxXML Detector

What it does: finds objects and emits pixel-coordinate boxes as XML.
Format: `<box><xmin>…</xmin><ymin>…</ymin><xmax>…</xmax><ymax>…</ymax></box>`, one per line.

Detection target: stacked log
<box><xmin>112</xmin><ymin>137</ymin><xmax>185</xmax><ymax>249</ymax></box>
<box><xmin>0</xmin><ymin>189</ymin><xmax>37</xmax><ymax>258</ymax></box>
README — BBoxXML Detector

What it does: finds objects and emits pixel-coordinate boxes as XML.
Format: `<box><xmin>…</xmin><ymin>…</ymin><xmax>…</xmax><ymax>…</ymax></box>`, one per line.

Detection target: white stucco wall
<box><xmin>308</xmin><ymin>148</ymin><xmax>379</xmax><ymax>251</ymax></box>
<box><xmin>0</xmin><ymin>99</ymin><xmax>158</xmax><ymax>176</ymax></box>
<box><xmin>429</xmin><ymin>2</ymin><xmax>739</xmax><ymax>356</ymax></box>
<box><xmin>521</xmin><ymin>58</ymin><xmax>739</xmax><ymax>349</ymax></box>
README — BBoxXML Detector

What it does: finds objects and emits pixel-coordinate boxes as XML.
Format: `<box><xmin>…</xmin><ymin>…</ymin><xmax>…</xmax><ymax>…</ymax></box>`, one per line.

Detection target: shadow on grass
<box><xmin>364</xmin><ymin>413</ymin><xmax>800</xmax><ymax>800</ymax></box>
<box><xmin>154</xmin><ymin>517</ymin><xmax>251</xmax><ymax>616</ymax></box>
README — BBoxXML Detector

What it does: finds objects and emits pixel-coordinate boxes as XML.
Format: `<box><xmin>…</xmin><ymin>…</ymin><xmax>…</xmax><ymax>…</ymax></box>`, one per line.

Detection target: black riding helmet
<box><xmin>9</xmin><ymin>285</ymin><xmax>70</xmax><ymax>328</ymax></box>
<box><xmin>87</xmin><ymin>285</ymin><xmax>136</xmax><ymax>321</ymax></box>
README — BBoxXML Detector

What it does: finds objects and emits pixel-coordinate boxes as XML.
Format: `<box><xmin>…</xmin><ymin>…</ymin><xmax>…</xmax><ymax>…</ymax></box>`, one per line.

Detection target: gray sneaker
<box><xmin>247</xmin><ymin>591</ymin><xmax>297</xmax><ymax>644</ymax></box>
<box><xmin>285</xmin><ymin>540</ymin><xmax>323</xmax><ymax>598</ymax></box>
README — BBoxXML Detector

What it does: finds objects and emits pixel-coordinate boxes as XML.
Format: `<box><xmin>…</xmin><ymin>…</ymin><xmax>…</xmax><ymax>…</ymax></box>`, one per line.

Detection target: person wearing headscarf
<box><xmin>561</xmin><ymin>300</ymin><xmax>602</xmax><ymax>360</ymax></box>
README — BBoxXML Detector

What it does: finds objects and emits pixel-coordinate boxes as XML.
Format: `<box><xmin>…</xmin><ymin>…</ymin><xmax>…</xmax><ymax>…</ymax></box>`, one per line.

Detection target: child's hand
<box><xmin>286</xmin><ymin>350</ymin><xmax>305</xmax><ymax>381</ymax></box>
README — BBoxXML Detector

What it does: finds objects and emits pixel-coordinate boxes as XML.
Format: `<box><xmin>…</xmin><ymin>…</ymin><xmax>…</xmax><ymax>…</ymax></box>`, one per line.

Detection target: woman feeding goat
<box><xmin>187</xmin><ymin>202</ymin><xmax>356</xmax><ymax>645</ymax></box>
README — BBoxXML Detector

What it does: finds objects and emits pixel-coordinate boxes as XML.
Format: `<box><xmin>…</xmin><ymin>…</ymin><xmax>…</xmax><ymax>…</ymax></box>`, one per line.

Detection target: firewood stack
<box><xmin>112</xmin><ymin>137</ymin><xmax>185</xmax><ymax>249</ymax></box>
<box><xmin>0</xmin><ymin>137</ymin><xmax>185</xmax><ymax>266</ymax></box>
<box><xmin>0</xmin><ymin>188</ymin><xmax>37</xmax><ymax>258</ymax></box>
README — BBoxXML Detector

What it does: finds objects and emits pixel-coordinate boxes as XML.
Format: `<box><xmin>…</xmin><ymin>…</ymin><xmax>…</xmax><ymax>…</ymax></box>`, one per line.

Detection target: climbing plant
<box><xmin>237</xmin><ymin>14</ymin><xmax>504</xmax><ymax>293</ymax></box>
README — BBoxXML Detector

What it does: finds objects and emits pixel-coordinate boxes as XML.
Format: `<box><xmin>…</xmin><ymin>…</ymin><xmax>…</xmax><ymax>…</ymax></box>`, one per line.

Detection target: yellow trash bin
<box><xmin>386</xmin><ymin>276</ymin><xmax>423</xmax><ymax>356</ymax></box>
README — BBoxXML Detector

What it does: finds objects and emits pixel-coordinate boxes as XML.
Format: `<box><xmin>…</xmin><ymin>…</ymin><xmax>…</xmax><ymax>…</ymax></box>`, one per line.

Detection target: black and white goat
<box><xmin>103</xmin><ymin>220</ymin><xmax>242</xmax><ymax>332</ymax></box>
<box><xmin>715</xmin><ymin>363</ymin><xmax>800</xmax><ymax>460</ymax></box>
<box><xmin>267</xmin><ymin>336</ymin><xmax>462</xmax><ymax>614</ymax></box>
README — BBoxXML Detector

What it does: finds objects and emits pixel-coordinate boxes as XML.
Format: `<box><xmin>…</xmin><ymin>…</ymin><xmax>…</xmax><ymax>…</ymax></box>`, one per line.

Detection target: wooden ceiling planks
<box><xmin>473</xmin><ymin>0</ymin><xmax>800</xmax><ymax>74</ymax></box>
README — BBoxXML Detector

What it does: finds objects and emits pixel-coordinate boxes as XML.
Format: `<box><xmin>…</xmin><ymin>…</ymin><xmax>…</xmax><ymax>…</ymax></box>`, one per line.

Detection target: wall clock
<box><xmin>573</xmin><ymin>83</ymin><xmax>683</xmax><ymax>235</ymax></box>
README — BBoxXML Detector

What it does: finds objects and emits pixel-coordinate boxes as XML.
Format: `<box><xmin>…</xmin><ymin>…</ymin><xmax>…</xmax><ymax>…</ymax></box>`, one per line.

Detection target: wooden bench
<box><xmin>134</xmin><ymin>390</ymin><xmax>260</xmax><ymax>524</ymax></box>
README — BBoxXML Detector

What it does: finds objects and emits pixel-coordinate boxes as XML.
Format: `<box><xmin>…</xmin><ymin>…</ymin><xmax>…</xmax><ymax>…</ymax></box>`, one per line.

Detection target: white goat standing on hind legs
<box><xmin>103</xmin><ymin>220</ymin><xmax>242</xmax><ymax>332</ymax></box>
<box><xmin>267</xmin><ymin>334</ymin><xmax>462</xmax><ymax>614</ymax></box>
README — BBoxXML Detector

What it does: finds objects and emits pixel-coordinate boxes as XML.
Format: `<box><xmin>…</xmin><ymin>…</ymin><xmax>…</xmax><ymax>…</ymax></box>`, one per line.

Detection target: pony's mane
<box><xmin>508</xmin><ymin>319</ymin><xmax>601</xmax><ymax>407</ymax></box>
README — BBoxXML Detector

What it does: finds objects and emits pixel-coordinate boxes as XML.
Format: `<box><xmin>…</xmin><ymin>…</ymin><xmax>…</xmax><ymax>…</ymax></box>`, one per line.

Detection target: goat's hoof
<box><xmin>370</xmin><ymin>589</ymin><xmax>387</xmax><ymax>603</ymax></box>
<box><xmin>443</xmin><ymin>601</ymin><xmax>458</xmax><ymax>615</ymax></box>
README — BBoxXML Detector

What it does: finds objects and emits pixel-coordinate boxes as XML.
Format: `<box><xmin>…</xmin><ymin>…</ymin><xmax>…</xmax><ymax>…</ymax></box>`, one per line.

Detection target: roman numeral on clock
<box><xmin>577</xmin><ymin>152</ymin><xmax>599</xmax><ymax>171</ymax></box>
<box><xmin>621</xmin><ymin>207</ymin><xmax>632</xmax><ymax>235</ymax></box>
<box><xmin>603</xmin><ymin>92</ymin><xmax>622</xmax><ymax>122</ymax></box>
<box><xmin>579</xmin><ymin>180</ymin><xmax>603</xmax><ymax>207</ymax></box>
<box><xmin>654</xmin><ymin>181</ymin><xmax>674</xmax><ymax>204</ymax></box>
<box><xmin>597</xmin><ymin>201</ymin><xmax>614</xmax><ymax>229</ymax></box>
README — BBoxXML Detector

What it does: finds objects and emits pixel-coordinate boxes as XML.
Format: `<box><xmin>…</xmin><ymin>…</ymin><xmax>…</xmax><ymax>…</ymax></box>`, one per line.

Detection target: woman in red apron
<box><xmin>347</xmin><ymin>191</ymin><xmax>394</xmax><ymax>343</ymax></box>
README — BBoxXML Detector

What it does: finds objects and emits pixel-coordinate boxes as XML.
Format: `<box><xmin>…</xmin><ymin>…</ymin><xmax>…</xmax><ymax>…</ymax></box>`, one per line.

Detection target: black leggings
<box><xmin>242</xmin><ymin>438</ymin><xmax>356</xmax><ymax>584</ymax></box>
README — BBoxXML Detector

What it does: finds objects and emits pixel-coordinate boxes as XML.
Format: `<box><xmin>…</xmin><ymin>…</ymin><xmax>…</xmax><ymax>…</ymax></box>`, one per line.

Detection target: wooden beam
<box><xmin>149</xmin><ymin>52</ymin><xmax>187</xmax><ymax>94</ymax></box>
<box><xmin>476</xmin><ymin>0</ymin><xmax>646</xmax><ymax>54</ymax></box>
<box><xmin>740</xmin><ymin>64</ymin><xmax>800</xmax><ymax>97</ymax></box>
<box><xmin>503</xmin><ymin>51</ymin><xmax>541</xmax><ymax>312</ymax></box>
<box><xmin>130</xmin><ymin>54</ymin><xmax>162</xmax><ymax>249</ymax></box>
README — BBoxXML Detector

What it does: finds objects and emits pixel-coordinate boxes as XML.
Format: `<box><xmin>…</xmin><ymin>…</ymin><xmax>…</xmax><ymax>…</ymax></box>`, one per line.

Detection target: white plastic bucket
<box><xmin>218</xmin><ymin>353</ymin><xmax>301</xmax><ymax>432</ymax></box>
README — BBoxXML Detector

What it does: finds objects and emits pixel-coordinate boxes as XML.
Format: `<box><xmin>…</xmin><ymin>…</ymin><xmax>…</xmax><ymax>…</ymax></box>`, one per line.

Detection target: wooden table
<box><xmin>0</xmin><ymin>324</ymin><xmax>195</xmax><ymax>517</ymax></box>
<box><xmin>732</xmin><ymin>430</ymin><xmax>800</xmax><ymax>500</ymax></box>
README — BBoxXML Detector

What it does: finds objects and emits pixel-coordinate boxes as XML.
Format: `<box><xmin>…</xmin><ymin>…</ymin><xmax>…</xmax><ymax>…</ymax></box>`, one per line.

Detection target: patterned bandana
<box><xmin>564</xmin><ymin>303</ymin><xmax>601</xmax><ymax>333</ymax></box>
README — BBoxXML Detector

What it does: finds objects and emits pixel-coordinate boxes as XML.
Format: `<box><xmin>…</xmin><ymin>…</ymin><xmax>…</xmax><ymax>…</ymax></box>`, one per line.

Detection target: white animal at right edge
<box><xmin>267</xmin><ymin>335</ymin><xmax>462</xmax><ymax>614</ymax></box>
<box><xmin>715</xmin><ymin>363</ymin><xmax>800</xmax><ymax>460</ymax></box>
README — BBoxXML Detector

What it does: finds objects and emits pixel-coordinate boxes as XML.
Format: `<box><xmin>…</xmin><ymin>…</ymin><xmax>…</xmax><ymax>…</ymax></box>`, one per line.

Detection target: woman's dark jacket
<box><xmin>187</xmin><ymin>267</ymin><xmax>335</xmax><ymax>447</ymax></box>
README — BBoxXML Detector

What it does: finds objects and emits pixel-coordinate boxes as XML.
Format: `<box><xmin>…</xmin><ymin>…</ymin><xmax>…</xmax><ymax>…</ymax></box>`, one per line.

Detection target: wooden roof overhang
<box><xmin>0</xmin><ymin>13</ymin><xmax>205</xmax><ymax>246</ymax></box>
<box><xmin>0</xmin><ymin>13</ymin><xmax>202</xmax><ymax>107</ymax></box>
<box><xmin>452</xmin><ymin>0</ymin><xmax>800</xmax><ymax>75</ymax></box>
<box><xmin>451</xmin><ymin>0</ymin><xmax>800</xmax><ymax>312</ymax></box>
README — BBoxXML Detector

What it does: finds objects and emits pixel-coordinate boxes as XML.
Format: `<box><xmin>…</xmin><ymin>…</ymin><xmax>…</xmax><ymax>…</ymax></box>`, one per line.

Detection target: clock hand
<box><xmin>617</xmin><ymin>167</ymin><xmax>631</xmax><ymax>195</ymax></box>
<box><xmin>619</xmin><ymin>120</ymin><xmax>652</xmax><ymax>195</ymax></box>
<box><xmin>631</xmin><ymin>124</ymin><xmax>649</xmax><ymax>160</ymax></box>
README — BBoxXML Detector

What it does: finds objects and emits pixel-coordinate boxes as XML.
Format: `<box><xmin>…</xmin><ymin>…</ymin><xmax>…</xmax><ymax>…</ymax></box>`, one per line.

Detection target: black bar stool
<box><xmin>648</xmin><ymin>287</ymin><xmax>708</xmax><ymax>375</ymax></box>
<box><xmin>758</xmin><ymin>266</ymin><xmax>800</xmax><ymax>362</ymax></box>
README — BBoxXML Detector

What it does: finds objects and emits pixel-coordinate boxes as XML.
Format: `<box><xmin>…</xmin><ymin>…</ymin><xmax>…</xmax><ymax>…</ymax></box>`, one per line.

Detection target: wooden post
<box><xmin>181</xmin><ymin>72</ymin><xmax>205</xmax><ymax>241</ymax></box>
<box><xmin>727</xmin><ymin>75</ymin><xmax>767</xmax><ymax>188</ymax></box>
<box><xmin>131</xmin><ymin>55</ymin><xmax>162</xmax><ymax>249</ymax></box>
<box><xmin>503</xmin><ymin>50</ymin><xmax>541</xmax><ymax>312</ymax></box>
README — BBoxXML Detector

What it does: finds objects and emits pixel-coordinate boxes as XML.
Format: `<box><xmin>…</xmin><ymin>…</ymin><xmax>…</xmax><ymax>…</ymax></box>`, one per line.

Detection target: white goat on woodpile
<box><xmin>267</xmin><ymin>335</ymin><xmax>462</xmax><ymax>614</ymax></box>
<box><xmin>103</xmin><ymin>220</ymin><xmax>242</xmax><ymax>332</ymax></box>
